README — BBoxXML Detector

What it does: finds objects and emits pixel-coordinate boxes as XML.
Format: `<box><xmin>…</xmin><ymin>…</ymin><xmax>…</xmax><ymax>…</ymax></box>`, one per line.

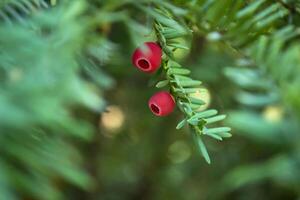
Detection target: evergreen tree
<box><xmin>1</xmin><ymin>0</ymin><xmax>300</xmax><ymax>199</ymax></box>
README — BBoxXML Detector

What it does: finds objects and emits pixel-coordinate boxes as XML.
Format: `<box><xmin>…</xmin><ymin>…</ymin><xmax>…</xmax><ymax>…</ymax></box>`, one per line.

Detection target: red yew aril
<box><xmin>148</xmin><ymin>91</ymin><xmax>175</xmax><ymax>116</ymax></box>
<box><xmin>132</xmin><ymin>42</ymin><xmax>162</xmax><ymax>73</ymax></box>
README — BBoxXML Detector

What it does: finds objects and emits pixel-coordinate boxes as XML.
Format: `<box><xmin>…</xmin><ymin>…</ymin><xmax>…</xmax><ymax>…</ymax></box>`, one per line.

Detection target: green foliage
<box><xmin>199</xmin><ymin>0</ymin><xmax>300</xmax><ymax>197</ymax></box>
<box><xmin>0</xmin><ymin>1</ymin><xmax>107</xmax><ymax>199</ymax></box>
<box><xmin>1</xmin><ymin>0</ymin><xmax>300</xmax><ymax>199</ymax></box>
<box><xmin>137</xmin><ymin>4</ymin><xmax>231</xmax><ymax>163</ymax></box>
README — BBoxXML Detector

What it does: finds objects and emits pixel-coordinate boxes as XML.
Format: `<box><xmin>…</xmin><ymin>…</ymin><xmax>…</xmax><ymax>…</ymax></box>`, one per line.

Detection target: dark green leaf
<box><xmin>156</xmin><ymin>80</ymin><xmax>169</xmax><ymax>88</ymax></box>
<box><xmin>176</xmin><ymin>118</ymin><xmax>187</xmax><ymax>129</ymax></box>
<box><xmin>197</xmin><ymin>136</ymin><xmax>211</xmax><ymax>164</ymax></box>
<box><xmin>205</xmin><ymin>115</ymin><xmax>226</xmax><ymax>124</ymax></box>
<box><xmin>168</xmin><ymin>68</ymin><xmax>191</xmax><ymax>75</ymax></box>
<box><xmin>204</xmin><ymin>127</ymin><xmax>231</xmax><ymax>135</ymax></box>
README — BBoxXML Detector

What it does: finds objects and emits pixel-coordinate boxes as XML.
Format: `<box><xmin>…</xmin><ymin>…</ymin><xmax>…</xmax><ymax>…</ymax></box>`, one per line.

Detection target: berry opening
<box><xmin>137</xmin><ymin>59</ymin><xmax>150</xmax><ymax>70</ymax></box>
<box><xmin>150</xmin><ymin>104</ymin><xmax>160</xmax><ymax>115</ymax></box>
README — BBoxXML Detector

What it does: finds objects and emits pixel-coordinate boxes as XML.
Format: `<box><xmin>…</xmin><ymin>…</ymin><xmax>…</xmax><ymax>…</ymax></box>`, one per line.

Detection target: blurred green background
<box><xmin>1</xmin><ymin>0</ymin><xmax>300</xmax><ymax>200</ymax></box>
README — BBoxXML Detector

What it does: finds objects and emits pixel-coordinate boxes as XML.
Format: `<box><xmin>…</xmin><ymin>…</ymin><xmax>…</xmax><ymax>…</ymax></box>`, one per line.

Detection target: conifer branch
<box><xmin>142</xmin><ymin>5</ymin><xmax>232</xmax><ymax>163</ymax></box>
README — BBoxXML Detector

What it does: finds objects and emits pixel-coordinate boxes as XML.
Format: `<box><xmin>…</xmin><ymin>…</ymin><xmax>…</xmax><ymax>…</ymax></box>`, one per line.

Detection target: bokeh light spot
<box><xmin>168</xmin><ymin>140</ymin><xmax>191</xmax><ymax>164</ymax></box>
<box><xmin>101</xmin><ymin>105</ymin><xmax>125</xmax><ymax>134</ymax></box>
<box><xmin>263</xmin><ymin>106</ymin><xmax>283</xmax><ymax>122</ymax></box>
<box><xmin>189</xmin><ymin>87</ymin><xmax>211</xmax><ymax>111</ymax></box>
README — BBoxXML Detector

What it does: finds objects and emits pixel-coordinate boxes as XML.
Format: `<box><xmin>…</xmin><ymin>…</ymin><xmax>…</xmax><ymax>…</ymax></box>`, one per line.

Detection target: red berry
<box><xmin>148</xmin><ymin>91</ymin><xmax>175</xmax><ymax>116</ymax></box>
<box><xmin>132</xmin><ymin>42</ymin><xmax>162</xmax><ymax>73</ymax></box>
